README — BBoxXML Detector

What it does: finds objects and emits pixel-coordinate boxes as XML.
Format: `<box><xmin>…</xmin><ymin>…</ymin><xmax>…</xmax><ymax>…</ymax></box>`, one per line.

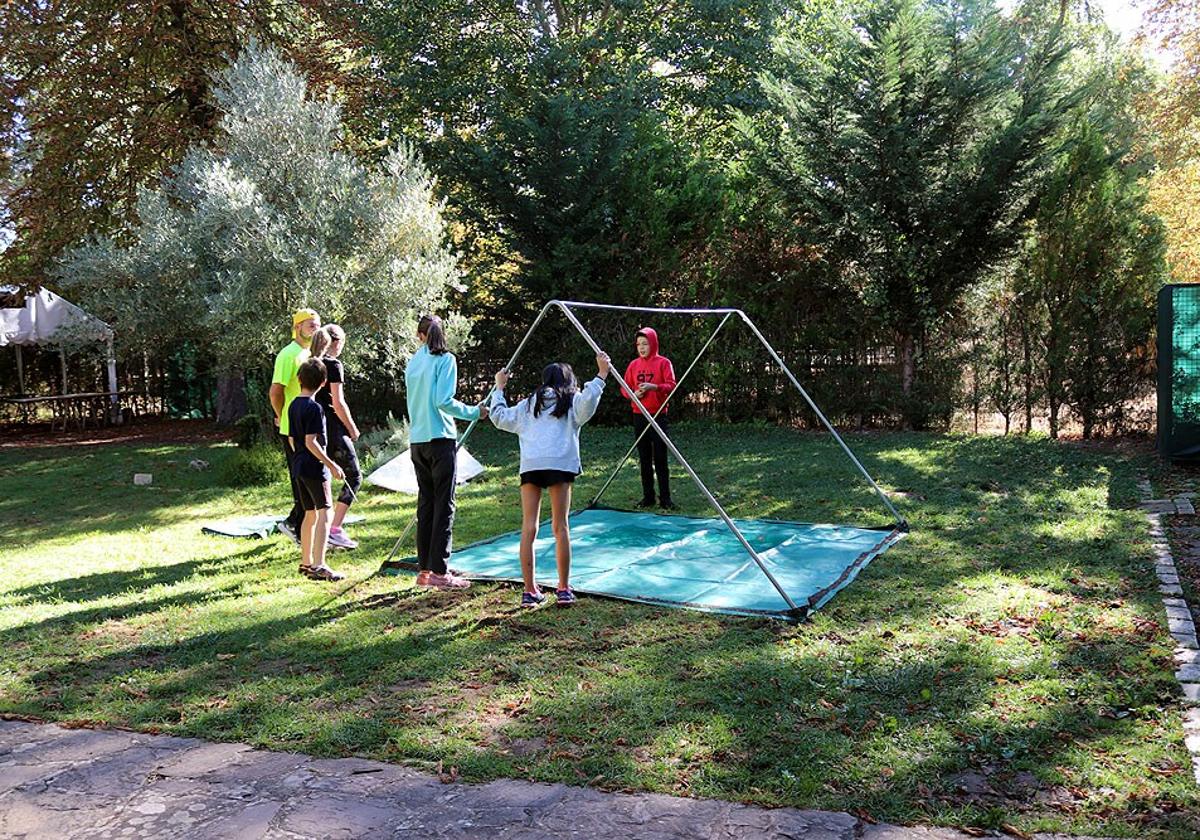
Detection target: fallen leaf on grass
<box><xmin>434</xmin><ymin>760</ymin><xmax>459</xmax><ymax>784</ymax></box>
<box><xmin>120</xmin><ymin>682</ymin><xmax>148</xmax><ymax>699</ymax></box>
<box><xmin>1149</xmin><ymin>760</ymin><xmax>1184</xmax><ymax>776</ymax></box>
<box><xmin>852</xmin><ymin>808</ymin><xmax>876</xmax><ymax>824</ymax></box>
<box><xmin>1001</xmin><ymin>824</ymin><xmax>1032</xmax><ymax>839</ymax></box>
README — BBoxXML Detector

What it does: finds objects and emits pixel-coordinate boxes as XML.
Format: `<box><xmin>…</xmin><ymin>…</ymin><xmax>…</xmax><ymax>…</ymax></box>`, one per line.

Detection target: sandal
<box><xmin>302</xmin><ymin>564</ymin><xmax>345</xmax><ymax>582</ymax></box>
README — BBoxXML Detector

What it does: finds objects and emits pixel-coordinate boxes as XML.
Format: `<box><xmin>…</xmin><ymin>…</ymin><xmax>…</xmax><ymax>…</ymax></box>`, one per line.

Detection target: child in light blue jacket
<box><xmin>490</xmin><ymin>353</ymin><xmax>610</xmax><ymax>608</ymax></box>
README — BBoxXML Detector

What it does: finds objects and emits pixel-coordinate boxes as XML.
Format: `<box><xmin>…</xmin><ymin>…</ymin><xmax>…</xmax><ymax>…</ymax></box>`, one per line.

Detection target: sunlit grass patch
<box><xmin>1</xmin><ymin>425</ymin><xmax>1196</xmax><ymax>836</ymax></box>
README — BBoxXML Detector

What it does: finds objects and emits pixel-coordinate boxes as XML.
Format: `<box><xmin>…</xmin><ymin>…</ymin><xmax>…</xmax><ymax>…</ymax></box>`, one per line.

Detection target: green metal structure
<box><xmin>1158</xmin><ymin>284</ymin><xmax>1200</xmax><ymax>460</ymax></box>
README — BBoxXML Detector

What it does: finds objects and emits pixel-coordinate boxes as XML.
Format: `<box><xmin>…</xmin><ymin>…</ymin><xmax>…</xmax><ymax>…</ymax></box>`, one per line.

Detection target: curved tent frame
<box><xmin>382</xmin><ymin>300</ymin><xmax>907</xmax><ymax>619</ymax></box>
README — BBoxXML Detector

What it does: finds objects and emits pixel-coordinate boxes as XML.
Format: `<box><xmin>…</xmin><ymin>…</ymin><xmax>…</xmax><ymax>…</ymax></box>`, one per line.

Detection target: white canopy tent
<box><xmin>0</xmin><ymin>286</ymin><xmax>118</xmax><ymax>406</ymax></box>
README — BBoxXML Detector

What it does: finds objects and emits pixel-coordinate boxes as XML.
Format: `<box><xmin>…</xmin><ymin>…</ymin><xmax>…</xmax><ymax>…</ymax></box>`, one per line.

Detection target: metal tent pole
<box><xmin>555</xmin><ymin>302</ymin><xmax>802</xmax><ymax>615</ymax></box>
<box><xmin>558</xmin><ymin>301</ymin><xmax>742</xmax><ymax>316</ymax></box>
<box><xmin>735</xmin><ymin>312</ymin><xmax>907</xmax><ymax>529</ymax></box>
<box><xmin>587</xmin><ymin>312</ymin><xmax>732</xmax><ymax>509</ymax></box>
<box><xmin>381</xmin><ymin>301</ymin><xmax>560</xmax><ymax>569</ymax></box>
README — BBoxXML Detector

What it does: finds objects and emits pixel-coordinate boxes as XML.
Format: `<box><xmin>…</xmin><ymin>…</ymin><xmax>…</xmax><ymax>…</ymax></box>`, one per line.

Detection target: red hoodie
<box><xmin>623</xmin><ymin>327</ymin><xmax>676</xmax><ymax>416</ymax></box>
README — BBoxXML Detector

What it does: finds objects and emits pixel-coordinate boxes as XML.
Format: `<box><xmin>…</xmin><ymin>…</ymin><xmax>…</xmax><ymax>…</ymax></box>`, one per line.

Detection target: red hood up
<box><xmin>636</xmin><ymin>327</ymin><xmax>659</xmax><ymax>358</ymax></box>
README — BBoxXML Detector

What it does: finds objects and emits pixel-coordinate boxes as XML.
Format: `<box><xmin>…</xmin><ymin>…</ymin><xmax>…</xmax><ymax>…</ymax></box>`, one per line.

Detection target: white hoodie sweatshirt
<box><xmin>488</xmin><ymin>377</ymin><xmax>606</xmax><ymax>474</ymax></box>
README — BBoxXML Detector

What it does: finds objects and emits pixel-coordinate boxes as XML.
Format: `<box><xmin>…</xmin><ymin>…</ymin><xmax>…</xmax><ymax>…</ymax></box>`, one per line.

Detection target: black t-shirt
<box><xmin>288</xmin><ymin>395</ymin><xmax>329</xmax><ymax>480</ymax></box>
<box><xmin>314</xmin><ymin>357</ymin><xmax>347</xmax><ymax>436</ymax></box>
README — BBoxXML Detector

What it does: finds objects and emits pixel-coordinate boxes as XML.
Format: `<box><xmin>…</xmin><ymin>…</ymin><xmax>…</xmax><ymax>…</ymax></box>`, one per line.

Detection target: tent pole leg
<box><xmin>15</xmin><ymin>345</ymin><xmax>24</xmax><ymax>395</ymax></box>
<box><xmin>555</xmin><ymin>302</ymin><xmax>802</xmax><ymax>614</ymax></box>
<box><xmin>736</xmin><ymin>312</ymin><xmax>908</xmax><ymax>530</ymax></box>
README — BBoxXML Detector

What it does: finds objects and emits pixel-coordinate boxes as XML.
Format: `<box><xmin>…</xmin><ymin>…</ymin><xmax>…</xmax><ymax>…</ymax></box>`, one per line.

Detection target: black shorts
<box><xmin>520</xmin><ymin>469</ymin><xmax>577</xmax><ymax>488</ymax></box>
<box><xmin>296</xmin><ymin>474</ymin><xmax>332</xmax><ymax>511</ymax></box>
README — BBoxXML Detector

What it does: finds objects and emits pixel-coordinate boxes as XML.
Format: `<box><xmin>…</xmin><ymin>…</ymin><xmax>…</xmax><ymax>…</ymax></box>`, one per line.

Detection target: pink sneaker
<box><xmin>327</xmin><ymin>527</ymin><xmax>358</xmax><ymax>550</ymax></box>
<box><xmin>420</xmin><ymin>571</ymin><xmax>471</xmax><ymax>590</ymax></box>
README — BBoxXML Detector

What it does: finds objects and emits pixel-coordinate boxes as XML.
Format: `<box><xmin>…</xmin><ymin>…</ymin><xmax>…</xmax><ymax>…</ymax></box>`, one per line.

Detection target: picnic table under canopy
<box><xmin>1</xmin><ymin>285</ymin><xmax>119</xmax><ymax>424</ymax></box>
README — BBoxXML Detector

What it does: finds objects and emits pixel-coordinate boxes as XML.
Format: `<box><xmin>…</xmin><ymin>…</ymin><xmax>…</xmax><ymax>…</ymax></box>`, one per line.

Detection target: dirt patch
<box><xmin>77</xmin><ymin>618</ymin><xmax>144</xmax><ymax>644</ymax></box>
<box><xmin>488</xmin><ymin>734</ymin><xmax>547</xmax><ymax>757</ymax></box>
<box><xmin>0</xmin><ymin>419</ymin><xmax>233</xmax><ymax>450</ymax></box>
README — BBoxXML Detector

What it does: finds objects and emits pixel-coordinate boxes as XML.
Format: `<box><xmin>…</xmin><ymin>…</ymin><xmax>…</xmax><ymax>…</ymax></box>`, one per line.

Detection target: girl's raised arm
<box><xmin>488</xmin><ymin>369</ymin><xmax>525</xmax><ymax>433</ymax></box>
<box><xmin>572</xmin><ymin>376</ymin><xmax>607</xmax><ymax>427</ymax></box>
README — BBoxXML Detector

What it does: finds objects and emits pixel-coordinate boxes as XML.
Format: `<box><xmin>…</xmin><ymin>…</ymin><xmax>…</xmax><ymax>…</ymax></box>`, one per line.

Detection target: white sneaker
<box><xmin>327</xmin><ymin>528</ymin><xmax>358</xmax><ymax>550</ymax></box>
<box><xmin>278</xmin><ymin>521</ymin><xmax>300</xmax><ymax>545</ymax></box>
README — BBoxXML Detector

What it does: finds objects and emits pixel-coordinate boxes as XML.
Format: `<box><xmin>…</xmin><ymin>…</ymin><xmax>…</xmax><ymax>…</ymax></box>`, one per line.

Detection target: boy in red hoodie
<box><xmin>623</xmin><ymin>327</ymin><xmax>677</xmax><ymax>509</ymax></box>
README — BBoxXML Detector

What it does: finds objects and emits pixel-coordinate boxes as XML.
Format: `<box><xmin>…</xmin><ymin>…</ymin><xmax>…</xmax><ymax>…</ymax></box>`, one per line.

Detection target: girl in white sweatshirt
<box><xmin>490</xmin><ymin>353</ymin><xmax>610</xmax><ymax>607</ymax></box>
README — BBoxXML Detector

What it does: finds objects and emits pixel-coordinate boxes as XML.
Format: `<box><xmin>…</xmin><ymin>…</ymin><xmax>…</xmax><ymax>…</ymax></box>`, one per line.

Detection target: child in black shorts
<box><xmin>288</xmin><ymin>358</ymin><xmax>346</xmax><ymax>581</ymax></box>
<box><xmin>489</xmin><ymin>354</ymin><xmax>609</xmax><ymax>607</ymax></box>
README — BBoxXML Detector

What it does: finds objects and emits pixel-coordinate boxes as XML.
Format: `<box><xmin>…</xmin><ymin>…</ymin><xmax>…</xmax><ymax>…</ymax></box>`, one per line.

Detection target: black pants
<box><xmin>327</xmin><ymin>431</ymin><xmax>362</xmax><ymax>507</ymax></box>
<box><xmin>411</xmin><ymin>438</ymin><xmax>457</xmax><ymax>575</ymax></box>
<box><xmin>633</xmin><ymin>414</ymin><xmax>672</xmax><ymax>504</ymax></box>
<box><xmin>279</xmin><ymin>433</ymin><xmax>304</xmax><ymax>530</ymax></box>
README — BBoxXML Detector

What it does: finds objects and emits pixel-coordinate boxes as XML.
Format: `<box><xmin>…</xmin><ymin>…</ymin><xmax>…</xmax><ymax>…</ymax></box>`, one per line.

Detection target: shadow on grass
<box><xmin>1</xmin><ymin>425</ymin><xmax>1195</xmax><ymax>836</ymax></box>
<box><xmin>4</xmin><ymin>544</ymin><xmax>274</xmax><ymax>608</ymax></box>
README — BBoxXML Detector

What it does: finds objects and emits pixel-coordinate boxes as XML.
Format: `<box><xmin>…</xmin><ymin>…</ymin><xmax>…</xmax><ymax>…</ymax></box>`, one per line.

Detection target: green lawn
<box><xmin>2</xmin><ymin>422</ymin><xmax>1197</xmax><ymax>836</ymax></box>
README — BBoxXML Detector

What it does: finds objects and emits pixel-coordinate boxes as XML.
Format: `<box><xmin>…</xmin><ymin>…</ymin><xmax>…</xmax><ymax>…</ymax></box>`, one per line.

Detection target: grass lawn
<box><xmin>2</xmin><ymin>421</ymin><xmax>1197</xmax><ymax>837</ymax></box>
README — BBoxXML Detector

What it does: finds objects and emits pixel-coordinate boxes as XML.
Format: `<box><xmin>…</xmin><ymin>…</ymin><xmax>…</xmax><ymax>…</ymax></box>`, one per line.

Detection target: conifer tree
<box><xmin>747</xmin><ymin>0</ymin><xmax>1072</xmax><ymax>427</ymax></box>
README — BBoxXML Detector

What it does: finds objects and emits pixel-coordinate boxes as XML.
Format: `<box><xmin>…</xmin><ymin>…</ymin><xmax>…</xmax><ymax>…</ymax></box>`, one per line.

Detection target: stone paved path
<box><xmin>0</xmin><ymin>720</ymin><xmax>1108</xmax><ymax>839</ymax></box>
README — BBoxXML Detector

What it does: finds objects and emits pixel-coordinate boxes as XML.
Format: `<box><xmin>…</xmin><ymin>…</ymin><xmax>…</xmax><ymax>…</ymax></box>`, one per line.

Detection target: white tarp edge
<box><xmin>366</xmin><ymin>446</ymin><xmax>486</xmax><ymax>494</ymax></box>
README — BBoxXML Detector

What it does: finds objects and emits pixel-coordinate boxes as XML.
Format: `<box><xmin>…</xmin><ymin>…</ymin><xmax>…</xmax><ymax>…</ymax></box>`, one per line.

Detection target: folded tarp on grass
<box><xmin>202</xmin><ymin>512</ymin><xmax>364</xmax><ymax>539</ymax></box>
<box><xmin>405</xmin><ymin>507</ymin><xmax>903</xmax><ymax>619</ymax></box>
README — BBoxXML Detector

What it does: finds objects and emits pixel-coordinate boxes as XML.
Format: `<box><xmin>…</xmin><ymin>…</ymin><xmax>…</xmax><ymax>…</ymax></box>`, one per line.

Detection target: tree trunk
<box><xmin>216</xmin><ymin>369</ymin><xmax>247</xmax><ymax>426</ymax></box>
<box><xmin>1021</xmin><ymin>324</ymin><xmax>1033</xmax><ymax>434</ymax></box>
<box><xmin>1048</xmin><ymin>393</ymin><xmax>1059</xmax><ymax>439</ymax></box>
<box><xmin>899</xmin><ymin>332</ymin><xmax>916</xmax><ymax>429</ymax></box>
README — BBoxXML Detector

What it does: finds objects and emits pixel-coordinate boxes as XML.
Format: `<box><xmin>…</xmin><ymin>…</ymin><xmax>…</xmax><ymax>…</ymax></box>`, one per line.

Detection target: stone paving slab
<box><xmin>1140</xmin><ymin>478</ymin><xmax>1200</xmax><ymax>783</ymax></box>
<box><xmin>0</xmin><ymin>721</ymin><xmax>1108</xmax><ymax>840</ymax></box>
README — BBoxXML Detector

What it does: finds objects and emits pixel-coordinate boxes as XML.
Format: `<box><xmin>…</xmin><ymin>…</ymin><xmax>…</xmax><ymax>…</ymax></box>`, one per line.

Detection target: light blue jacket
<box><xmin>489</xmin><ymin>377</ymin><xmax>606</xmax><ymax>474</ymax></box>
<box><xmin>405</xmin><ymin>345</ymin><xmax>480</xmax><ymax>443</ymax></box>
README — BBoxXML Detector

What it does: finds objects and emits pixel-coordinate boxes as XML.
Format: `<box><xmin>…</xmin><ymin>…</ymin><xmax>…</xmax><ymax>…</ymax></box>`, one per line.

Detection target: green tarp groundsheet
<box><xmin>202</xmin><ymin>513</ymin><xmax>364</xmax><ymax>539</ymax></box>
<box><xmin>421</xmin><ymin>507</ymin><xmax>903</xmax><ymax>619</ymax></box>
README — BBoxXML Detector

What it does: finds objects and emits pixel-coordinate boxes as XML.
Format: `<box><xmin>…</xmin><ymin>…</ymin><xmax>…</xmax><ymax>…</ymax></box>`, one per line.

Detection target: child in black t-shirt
<box><xmin>311</xmin><ymin>324</ymin><xmax>362</xmax><ymax>550</ymax></box>
<box><xmin>287</xmin><ymin>358</ymin><xmax>346</xmax><ymax>581</ymax></box>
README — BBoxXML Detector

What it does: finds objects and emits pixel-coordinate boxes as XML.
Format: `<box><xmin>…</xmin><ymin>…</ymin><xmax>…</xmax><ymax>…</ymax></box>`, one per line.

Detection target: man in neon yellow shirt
<box><xmin>271</xmin><ymin>308</ymin><xmax>321</xmax><ymax>543</ymax></box>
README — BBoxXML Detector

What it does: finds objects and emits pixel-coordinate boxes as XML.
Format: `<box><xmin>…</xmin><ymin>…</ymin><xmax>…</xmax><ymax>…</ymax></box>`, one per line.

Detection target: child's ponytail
<box><xmin>418</xmin><ymin>314</ymin><xmax>449</xmax><ymax>355</ymax></box>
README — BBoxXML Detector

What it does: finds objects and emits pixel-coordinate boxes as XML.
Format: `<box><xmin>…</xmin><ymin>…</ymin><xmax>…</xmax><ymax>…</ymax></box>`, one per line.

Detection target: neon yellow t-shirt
<box><xmin>273</xmin><ymin>341</ymin><xmax>310</xmax><ymax>435</ymax></box>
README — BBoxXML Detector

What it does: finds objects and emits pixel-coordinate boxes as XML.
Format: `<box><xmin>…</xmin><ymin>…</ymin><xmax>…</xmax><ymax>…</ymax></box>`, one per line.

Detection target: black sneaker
<box><xmin>635</xmin><ymin>498</ymin><xmax>656</xmax><ymax>509</ymax></box>
<box><xmin>659</xmin><ymin>499</ymin><xmax>679</xmax><ymax>511</ymax></box>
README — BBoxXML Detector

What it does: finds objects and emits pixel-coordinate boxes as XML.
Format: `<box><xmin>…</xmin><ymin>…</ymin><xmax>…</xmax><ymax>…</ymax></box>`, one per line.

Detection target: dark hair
<box><xmin>417</xmin><ymin>314</ymin><xmax>448</xmax><ymax>355</ymax></box>
<box><xmin>298</xmin><ymin>357</ymin><xmax>327</xmax><ymax>391</ymax></box>
<box><xmin>529</xmin><ymin>362</ymin><xmax>577</xmax><ymax>419</ymax></box>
